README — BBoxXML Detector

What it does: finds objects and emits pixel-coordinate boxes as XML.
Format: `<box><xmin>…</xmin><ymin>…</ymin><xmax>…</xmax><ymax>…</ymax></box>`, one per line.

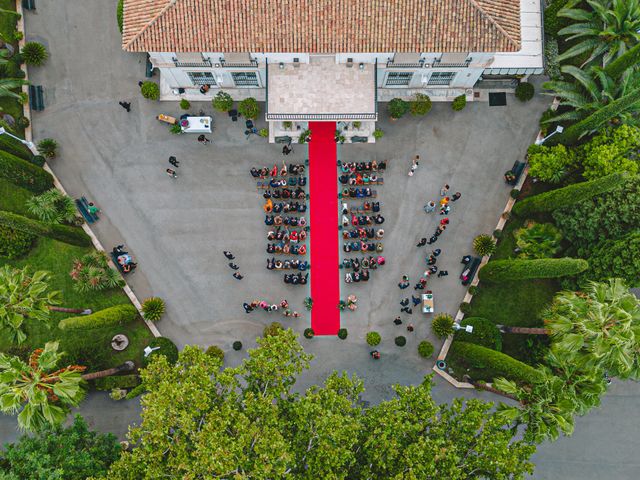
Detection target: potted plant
<box><xmin>140</xmin><ymin>81</ymin><xmax>160</xmax><ymax>100</ymax></box>
<box><xmin>387</xmin><ymin>98</ymin><xmax>409</xmax><ymax>120</ymax></box>
<box><xmin>238</xmin><ymin>97</ymin><xmax>260</xmax><ymax>119</ymax></box>
<box><xmin>212</xmin><ymin>91</ymin><xmax>234</xmax><ymax>112</ymax></box>
<box><xmin>179</xmin><ymin>99</ymin><xmax>191</xmax><ymax>110</ymax></box>
<box><xmin>352</xmin><ymin>121</ymin><xmax>361</xmax><ymax>130</ymax></box>
<box><xmin>373</xmin><ymin>129</ymin><xmax>384</xmax><ymax>140</ymax></box>
<box><xmin>452</xmin><ymin>95</ymin><xmax>467</xmax><ymax>111</ymax></box>
<box><xmin>283</xmin><ymin>121</ymin><xmax>292</xmax><ymax>130</ymax></box>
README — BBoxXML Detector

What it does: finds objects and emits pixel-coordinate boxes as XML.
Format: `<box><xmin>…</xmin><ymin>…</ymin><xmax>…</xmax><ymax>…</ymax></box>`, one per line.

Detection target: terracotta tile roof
<box><xmin>122</xmin><ymin>0</ymin><xmax>521</xmax><ymax>53</ymax></box>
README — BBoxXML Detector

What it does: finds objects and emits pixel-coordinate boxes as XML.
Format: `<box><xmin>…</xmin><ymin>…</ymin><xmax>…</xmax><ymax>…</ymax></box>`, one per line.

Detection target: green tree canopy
<box><xmin>103</xmin><ymin>329</ymin><xmax>536</xmax><ymax>479</ymax></box>
<box><xmin>0</xmin><ymin>415</ymin><xmax>121</xmax><ymax>480</ymax></box>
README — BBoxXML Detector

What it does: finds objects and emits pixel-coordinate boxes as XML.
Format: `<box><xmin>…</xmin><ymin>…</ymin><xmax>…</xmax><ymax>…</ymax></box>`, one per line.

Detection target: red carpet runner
<box><xmin>308</xmin><ymin>122</ymin><xmax>340</xmax><ymax>335</ymax></box>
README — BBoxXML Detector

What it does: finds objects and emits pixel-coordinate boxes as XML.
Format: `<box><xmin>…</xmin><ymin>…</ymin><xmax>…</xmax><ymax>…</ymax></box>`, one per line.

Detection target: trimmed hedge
<box><xmin>418</xmin><ymin>341</ymin><xmax>434</xmax><ymax>358</ymax></box>
<box><xmin>0</xmin><ymin>131</ymin><xmax>34</xmax><ymax>162</ymax></box>
<box><xmin>449</xmin><ymin>341</ymin><xmax>544</xmax><ymax>385</ymax></box>
<box><xmin>0</xmin><ymin>225</ymin><xmax>35</xmax><ymax>258</ymax></box>
<box><xmin>454</xmin><ymin>317</ymin><xmax>502</xmax><ymax>351</ymax></box>
<box><xmin>94</xmin><ymin>374</ymin><xmax>140</xmax><ymax>391</ymax></box>
<box><xmin>125</xmin><ymin>383</ymin><xmax>146</xmax><ymax>399</ymax></box>
<box><xmin>0</xmin><ymin>210</ymin><xmax>91</xmax><ymax>247</ymax></box>
<box><xmin>512</xmin><ymin>173</ymin><xmax>627</xmax><ymax>216</ymax></box>
<box><xmin>58</xmin><ymin>304</ymin><xmax>138</xmax><ymax>330</ymax></box>
<box><xmin>142</xmin><ymin>337</ymin><xmax>179</xmax><ymax>367</ymax></box>
<box><xmin>479</xmin><ymin>258</ymin><xmax>588</xmax><ymax>282</ymax></box>
<box><xmin>0</xmin><ymin>151</ymin><xmax>53</xmax><ymax>193</ymax></box>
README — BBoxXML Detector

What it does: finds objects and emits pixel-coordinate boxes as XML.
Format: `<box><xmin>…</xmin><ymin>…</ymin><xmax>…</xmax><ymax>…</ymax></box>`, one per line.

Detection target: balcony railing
<box><xmin>267</xmin><ymin>113</ymin><xmax>377</xmax><ymax>121</ymax></box>
<box><xmin>433</xmin><ymin>58</ymin><xmax>471</xmax><ymax>68</ymax></box>
<box><xmin>173</xmin><ymin>58</ymin><xmax>213</xmax><ymax>68</ymax></box>
<box><xmin>220</xmin><ymin>58</ymin><xmax>259</xmax><ymax>68</ymax></box>
<box><xmin>385</xmin><ymin>60</ymin><xmax>425</xmax><ymax>68</ymax></box>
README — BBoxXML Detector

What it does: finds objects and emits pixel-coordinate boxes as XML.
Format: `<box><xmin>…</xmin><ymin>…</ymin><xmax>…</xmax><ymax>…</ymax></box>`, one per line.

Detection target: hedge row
<box><xmin>0</xmin><ymin>150</ymin><xmax>53</xmax><ymax>193</ymax></box>
<box><xmin>449</xmin><ymin>341</ymin><xmax>544</xmax><ymax>385</ymax></box>
<box><xmin>0</xmin><ymin>210</ymin><xmax>91</xmax><ymax>247</ymax></box>
<box><xmin>454</xmin><ymin>317</ymin><xmax>502</xmax><ymax>351</ymax></box>
<box><xmin>479</xmin><ymin>258</ymin><xmax>588</xmax><ymax>282</ymax></box>
<box><xmin>512</xmin><ymin>172</ymin><xmax>626</xmax><ymax>216</ymax></box>
<box><xmin>94</xmin><ymin>374</ymin><xmax>140</xmax><ymax>391</ymax></box>
<box><xmin>58</xmin><ymin>304</ymin><xmax>138</xmax><ymax>330</ymax></box>
<box><xmin>0</xmin><ymin>130</ymin><xmax>34</xmax><ymax>161</ymax></box>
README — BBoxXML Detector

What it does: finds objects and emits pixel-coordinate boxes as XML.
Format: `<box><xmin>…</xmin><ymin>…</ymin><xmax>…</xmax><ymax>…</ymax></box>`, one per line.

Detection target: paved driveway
<box><xmin>19</xmin><ymin>2</ymin><xmax>640</xmax><ymax>479</ymax></box>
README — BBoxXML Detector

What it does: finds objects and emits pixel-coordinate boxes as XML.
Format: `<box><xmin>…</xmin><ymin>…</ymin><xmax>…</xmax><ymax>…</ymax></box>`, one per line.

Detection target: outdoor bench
<box><xmin>460</xmin><ymin>256</ymin><xmax>481</xmax><ymax>286</ymax></box>
<box><xmin>75</xmin><ymin>196</ymin><xmax>99</xmax><ymax>224</ymax></box>
<box><xmin>28</xmin><ymin>85</ymin><xmax>45</xmax><ymax>111</ymax></box>
<box><xmin>506</xmin><ymin>160</ymin><xmax>526</xmax><ymax>185</ymax></box>
<box><xmin>22</xmin><ymin>0</ymin><xmax>35</xmax><ymax>10</ymax></box>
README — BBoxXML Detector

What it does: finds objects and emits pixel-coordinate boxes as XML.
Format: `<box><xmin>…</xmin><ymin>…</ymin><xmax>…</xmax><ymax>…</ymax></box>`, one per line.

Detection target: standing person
<box><xmin>282</xmin><ymin>144</ymin><xmax>292</xmax><ymax>155</ymax></box>
<box><xmin>408</xmin><ymin>155</ymin><xmax>419</xmax><ymax>176</ymax></box>
<box><xmin>424</xmin><ymin>201</ymin><xmax>436</xmax><ymax>213</ymax></box>
<box><xmin>416</xmin><ymin>237</ymin><xmax>427</xmax><ymax>247</ymax></box>
<box><xmin>394</xmin><ymin>316</ymin><xmax>403</xmax><ymax>325</ymax></box>
<box><xmin>166</xmin><ymin>168</ymin><xmax>177</xmax><ymax>179</ymax></box>
<box><xmin>138</xmin><ymin>81</ymin><xmax>144</xmax><ymax>87</ymax></box>
<box><xmin>370</xmin><ymin>350</ymin><xmax>381</xmax><ymax>360</ymax></box>
<box><xmin>440</xmin><ymin>184</ymin><xmax>450</xmax><ymax>196</ymax></box>
<box><xmin>243</xmin><ymin>303</ymin><xmax>253</xmax><ymax>313</ymax></box>
<box><xmin>452</xmin><ymin>192</ymin><xmax>462</xmax><ymax>201</ymax></box>
<box><xmin>407</xmin><ymin>324</ymin><xmax>415</xmax><ymax>332</ymax></box>
<box><xmin>169</xmin><ymin>156</ymin><xmax>180</xmax><ymax>168</ymax></box>
<box><xmin>197</xmin><ymin>134</ymin><xmax>211</xmax><ymax>144</ymax></box>
<box><xmin>233</xmin><ymin>272</ymin><xmax>243</xmax><ymax>280</ymax></box>
<box><xmin>118</xmin><ymin>101</ymin><xmax>131</xmax><ymax>112</ymax></box>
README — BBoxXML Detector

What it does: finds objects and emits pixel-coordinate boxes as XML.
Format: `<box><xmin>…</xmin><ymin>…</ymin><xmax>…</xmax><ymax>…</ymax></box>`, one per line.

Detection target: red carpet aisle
<box><xmin>308</xmin><ymin>122</ymin><xmax>340</xmax><ymax>335</ymax></box>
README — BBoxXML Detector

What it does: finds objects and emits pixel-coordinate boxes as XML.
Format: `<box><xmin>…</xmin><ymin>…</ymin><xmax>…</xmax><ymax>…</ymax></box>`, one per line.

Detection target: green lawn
<box><xmin>0</xmin><ymin>177</ymin><xmax>32</xmax><ymax>216</ymax></box>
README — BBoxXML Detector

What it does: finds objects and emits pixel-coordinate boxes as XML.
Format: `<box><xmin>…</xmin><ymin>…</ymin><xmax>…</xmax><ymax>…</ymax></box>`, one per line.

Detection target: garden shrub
<box><xmin>205</xmin><ymin>345</ymin><xmax>225</xmax><ymax>361</ymax></box>
<box><xmin>473</xmin><ymin>234</ymin><xmax>496</xmax><ymax>256</ymax></box>
<box><xmin>69</xmin><ymin>252</ymin><xmax>124</xmax><ymax>293</ymax></box>
<box><xmin>515</xmin><ymin>82</ymin><xmax>534</xmax><ymax>102</ymax></box>
<box><xmin>0</xmin><ymin>130</ymin><xmax>33</xmax><ymax>161</ymax></box>
<box><xmin>140</xmin><ymin>81</ymin><xmax>160</xmax><ymax>100</ymax></box>
<box><xmin>263</xmin><ymin>322</ymin><xmax>283</xmax><ymax>337</ymax></box>
<box><xmin>16</xmin><ymin>116</ymin><xmax>30</xmax><ymax>130</ymax></box>
<box><xmin>62</xmin><ymin>341</ymin><xmax>112</xmax><ymax>371</ymax></box>
<box><xmin>26</xmin><ymin>188</ymin><xmax>76</xmax><ymax>224</ymax></box>
<box><xmin>366</xmin><ymin>331</ymin><xmax>381</xmax><ymax>346</ymax></box>
<box><xmin>394</xmin><ymin>336</ymin><xmax>406</xmax><ymax>347</ymax></box>
<box><xmin>232</xmin><ymin>341</ymin><xmax>243</xmax><ymax>351</ymax></box>
<box><xmin>303</xmin><ymin>328</ymin><xmax>315</xmax><ymax>339</ymax></box>
<box><xmin>372</xmin><ymin>129</ymin><xmax>384</xmax><ymax>140</ymax></box>
<box><xmin>492</xmin><ymin>229</ymin><xmax>502</xmax><ymax>239</ymax></box>
<box><xmin>141</xmin><ymin>297</ymin><xmax>165</xmax><ymax>321</ymax></box>
<box><xmin>117</xmin><ymin>0</ymin><xmax>124</xmax><ymax>32</ymax></box>
<box><xmin>453</xmin><ymin>317</ymin><xmax>502</xmax><ymax>351</ymax></box>
<box><xmin>552</xmin><ymin>177</ymin><xmax>640</xmax><ymax>256</ymax></box>
<box><xmin>94</xmin><ymin>375</ymin><xmax>140</xmax><ymax>391</ymax></box>
<box><xmin>580</xmin><ymin>125</ymin><xmax>640</xmax><ymax>180</ymax></box>
<box><xmin>0</xmin><ymin>151</ymin><xmax>53</xmax><ymax>192</ymax></box>
<box><xmin>179</xmin><ymin>99</ymin><xmax>191</xmax><ymax>110</ymax></box>
<box><xmin>512</xmin><ymin>172</ymin><xmax>626</xmax><ymax>216</ymax></box>
<box><xmin>432</xmin><ymin>313</ymin><xmax>454</xmax><ymax>339</ymax></box>
<box><xmin>258</xmin><ymin>128</ymin><xmax>269</xmax><ymax>138</ymax></box>
<box><xmin>459</xmin><ymin>302</ymin><xmax>472</xmax><ymax>314</ymax></box>
<box><xmin>510</xmin><ymin>189</ymin><xmax>520</xmax><ymax>199</ymax></box>
<box><xmin>387</xmin><ymin>98</ymin><xmax>409</xmax><ymax>119</ymax></box>
<box><xmin>0</xmin><ymin>210</ymin><xmax>90</xmax><ymax>247</ymax></box>
<box><xmin>142</xmin><ymin>337</ymin><xmax>179</xmax><ymax>367</ymax></box>
<box><xmin>479</xmin><ymin>258</ymin><xmax>588</xmax><ymax>282</ymax></box>
<box><xmin>21</xmin><ymin>42</ymin><xmax>48</xmax><ymax>66</ymax></box>
<box><xmin>584</xmin><ymin>233</ymin><xmax>640</xmax><ymax>287</ymax></box>
<box><xmin>514</xmin><ymin>221</ymin><xmax>562</xmax><ymax>259</ymax></box>
<box><xmin>338</xmin><ymin>328</ymin><xmax>348</xmax><ymax>340</ymax></box>
<box><xmin>544</xmin><ymin>38</ymin><xmax>561</xmax><ymax>80</ymax></box>
<box><xmin>169</xmin><ymin>124</ymin><xmax>182</xmax><ymax>135</ymax></box>
<box><xmin>29</xmin><ymin>155</ymin><xmax>45</xmax><ymax>167</ymax></box>
<box><xmin>418</xmin><ymin>340</ymin><xmax>434</xmax><ymax>358</ymax></box>
<box><xmin>526</xmin><ymin>143</ymin><xmax>575</xmax><ymax>183</ymax></box>
<box><xmin>59</xmin><ymin>304</ymin><xmax>138</xmax><ymax>331</ymax></box>
<box><xmin>449</xmin><ymin>341</ymin><xmax>544</xmax><ymax>385</ymax></box>
<box><xmin>238</xmin><ymin>97</ymin><xmax>260</xmax><ymax>119</ymax></box>
<box><xmin>37</xmin><ymin>138</ymin><xmax>58</xmax><ymax>159</ymax></box>
<box><xmin>468</xmin><ymin>285</ymin><xmax>478</xmax><ymax>295</ymax></box>
<box><xmin>48</xmin><ymin>223</ymin><xmax>92</xmax><ymax>246</ymax></box>
<box><xmin>212</xmin><ymin>91</ymin><xmax>233</xmax><ymax>112</ymax></box>
<box><xmin>451</xmin><ymin>95</ymin><xmax>466</xmax><ymax>111</ymax></box>
<box><xmin>125</xmin><ymin>383</ymin><xmax>146</xmax><ymax>399</ymax></box>
<box><xmin>410</xmin><ymin>93</ymin><xmax>432</xmax><ymax>116</ymax></box>
<box><xmin>0</xmin><ymin>225</ymin><xmax>35</xmax><ymax>258</ymax></box>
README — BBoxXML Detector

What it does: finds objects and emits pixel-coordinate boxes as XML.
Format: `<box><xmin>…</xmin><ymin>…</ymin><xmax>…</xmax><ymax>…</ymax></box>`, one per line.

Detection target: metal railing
<box><xmin>385</xmin><ymin>60</ymin><xmax>425</xmax><ymax>68</ymax></box>
<box><xmin>173</xmin><ymin>58</ymin><xmax>212</xmax><ymax>68</ymax></box>
<box><xmin>267</xmin><ymin>113</ymin><xmax>377</xmax><ymax>121</ymax></box>
<box><xmin>220</xmin><ymin>58</ymin><xmax>259</xmax><ymax>68</ymax></box>
<box><xmin>433</xmin><ymin>58</ymin><xmax>471</xmax><ymax>68</ymax></box>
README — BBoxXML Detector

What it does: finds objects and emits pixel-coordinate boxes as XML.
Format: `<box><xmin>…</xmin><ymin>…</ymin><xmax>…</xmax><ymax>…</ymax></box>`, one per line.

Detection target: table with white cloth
<box><xmin>422</xmin><ymin>293</ymin><xmax>434</xmax><ymax>314</ymax></box>
<box><xmin>180</xmin><ymin>116</ymin><xmax>212</xmax><ymax>133</ymax></box>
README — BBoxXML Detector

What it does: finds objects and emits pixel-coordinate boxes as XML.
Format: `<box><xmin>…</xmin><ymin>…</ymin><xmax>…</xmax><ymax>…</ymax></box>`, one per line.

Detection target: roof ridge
<box><xmin>466</xmin><ymin>0</ymin><xmax>520</xmax><ymax>50</ymax></box>
<box><xmin>123</xmin><ymin>0</ymin><xmax>180</xmax><ymax>51</ymax></box>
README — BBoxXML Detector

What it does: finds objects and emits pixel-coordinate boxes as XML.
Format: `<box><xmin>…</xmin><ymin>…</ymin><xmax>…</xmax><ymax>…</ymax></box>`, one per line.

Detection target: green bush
<box><xmin>580</xmin><ymin>125</ymin><xmax>640</xmax><ymax>180</ymax></box>
<box><xmin>366</xmin><ymin>331</ymin><xmax>381</xmax><ymax>346</ymax></box>
<box><xmin>468</xmin><ymin>285</ymin><xmax>478</xmax><ymax>295</ymax></box>
<box><xmin>141</xmin><ymin>297</ymin><xmax>165</xmax><ymax>322</ymax></box>
<box><xmin>449</xmin><ymin>341</ymin><xmax>544</xmax><ymax>385</ymax></box>
<box><xmin>21</xmin><ymin>42</ymin><xmax>48</xmax><ymax>66</ymax></box>
<box><xmin>459</xmin><ymin>302</ymin><xmax>472</xmax><ymax>314</ymax></box>
<box><xmin>0</xmin><ymin>210</ymin><xmax>91</xmax><ymax>246</ymax></box>
<box><xmin>394</xmin><ymin>336</ymin><xmax>406</xmax><ymax>347</ymax></box>
<box><xmin>0</xmin><ymin>225</ymin><xmax>35</xmax><ymax>258</ymax></box>
<box><xmin>37</xmin><ymin>138</ymin><xmax>58</xmax><ymax>159</ymax></box>
<box><xmin>69</xmin><ymin>251</ymin><xmax>124</xmax><ymax>293</ymax></box>
<box><xmin>418</xmin><ymin>340</ymin><xmax>434</xmax><ymax>358</ymax></box>
<box><xmin>16</xmin><ymin>116</ymin><xmax>30</xmax><ymax>130</ymax></box>
<box><xmin>544</xmin><ymin>0</ymin><xmax>570</xmax><ymax>37</ymax></box>
<box><xmin>140</xmin><ymin>81</ymin><xmax>160</xmax><ymax>100</ymax></box>
<box><xmin>232</xmin><ymin>341</ymin><xmax>242</xmax><ymax>351</ymax></box>
<box><xmin>492</xmin><ymin>229</ymin><xmax>503</xmax><ymax>239</ymax></box>
<box><xmin>63</xmin><ymin>341</ymin><xmax>112</xmax><ymax>371</ymax></box>
<box><xmin>0</xmin><ymin>130</ymin><xmax>34</xmax><ymax>161</ymax></box>
<box><xmin>258</xmin><ymin>128</ymin><xmax>269</xmax><ymax>138</ymax></box>
<box><xmin>410</xmin><ymin>93</ymin><xmax>432</xmax><ymax>116</ymax></box>
<box><xmin>142</xmin><ymin>337</ymin><xmax>179</xmax><ymax>367</ymax></box>
<box><xmin>451</xmin><ymin>95</ymin><xmax>466</xmax><ymax>111</ymax></box>
<box><xmin>479</xmin><ymin>258</ymin><xmax>589</xmax><ymax>282</ymax></box>
<box><xmin>238</xmin><ymin>97</ymin><xmax>260</xmax><ymax>119</ymax></box>
<box><xmin>372</xmin><ymin>129</ymin><xmax>384</xmax><ymax>140</ymax></box>
<box><xmin>26</xmin><ymin>188</ymin><xmax>77</xmax><ymax>225</ymax></box>
<box><xmin>29</xmin><ymin>155</ymin><xmax>45</xmax><ymax>167</ymax></box>
<box><xmin>179</xmin><ymin>99</ymin><xmax>191</xmax><ymax>110</ymax></box>
<box><xmin>337</xmin><ymin>328</ymin><xmax>348</xmax><ymax>340</ymax></box>
<box><xmin>526</xmin><ymin>143</ymin><xmax>575</xmax><ymax>183</ymax></box>
<box><xmin>473</xmin><ymin>234</ymin><xmax>496</xmax><ymax>256</ymax></box>
<box><xmin>205</xmin><ymin>345</ymin><xmax>225</xmax><ymax>361</ymax></box>
<box><xmin>303</xmin><ymin>328</ymin><xmax>314</xmax><ymax>339</ymax></box>
<box><xmin>94</xmin><ymin>375</ymin><xmax>140</xmax><ymax>391</ymax></box>
<box><xmin>58</xmin><ymin>304</ymin><xmax>138</xmax><ymax>330</ymax></box>
<box><xmin>515</xmin><ymin>82</ymin><xmax>535</xmax><ymax>102</ymax></box>
<box><xmin>117</xmin><ymin>0</ymin><xmax>124</xmax><ymax>32</ymax></box>
<box><xmin>48</xmin><ymin>223</ymin><xmax>92</xmax><ymax>246</ymax></box>
<box><xmin>453</xmin><ymin>317</ymin><xmax>502</xmax><ymax>351</ymax></box>
<box><xmin>432</xmin><ymin>313</ymin><xmax>454</xmax><ymax>339</ymax></box>
<box><xmin>585</xmin><ymin>233</ymin><xmax>640</xmax><ymax>287</ymax></box>
<box><xmin>212</xmin><ymin>91</ymin><xmax>233</xmax><ymax>112</ymax></box>
<box><xmin>544</xmin><ymin>38</ymin><xmax>561</xmax><ymax>80</ymax></box>
<box><xmin>125</xmin><ymin>383</ymin><xmax>146</xmax><ymax>399</ymax></box>
<box><xmin>513</xmin><ymin>172</ymin><xmax>627</xmax><ymax>216</ymax></box>
<box><xmin>263</xmin><ymin>322</ymin><xmax>283</xmax><ymax>337</ymax></box>
<box><xmin>510</xmin><ymin>188</ymin><xmax>521</xmax><ymax>199</ymax></box>
<box><xmin>0</xmin><ymin>151</ymin><xmax>53</xmax><ymax>192</ymax></box>
<box><xmin>387</xmin><ymin>98</ymin><xmax>409</xmax><ymax>119</ymax></box>
<box><xmin>169</xmin><ymin>124</ymin><xmax>182</xmax><ymax>135</ymax></box>
<box><xmin>514</xmin><ymin>222</ymin><xmax>563</xmax><ymax>259</ymax></box>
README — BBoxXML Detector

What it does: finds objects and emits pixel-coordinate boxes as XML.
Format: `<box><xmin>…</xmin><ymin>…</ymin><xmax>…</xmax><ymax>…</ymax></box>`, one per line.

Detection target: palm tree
<box><xmin>558</xmin><ymin>0</ymin><xmax>640</xmax><ymax>67</ymax></box>
<box><xmin>545</xmin><ymin>278</ymin><xmax>640</xmax><ymax>380</ymax></box>
<box><xmin>0</xmin><ymin>78</ymin><xmax>27</xmax><ymax>102</ymax></box>
<box><xmin>0</xmin><ymin>266</ymin><xmax>61</xmax><ymax>344</ymax></box>
<box><xmin>81</xmin><ymin>361</ymin><xmax>135</xmax><ymax>381</ymax></box>
<box><xmin>0</xmin><ymin>342</ymin><xmax>86</xmax><ymax>432</ymax></box>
